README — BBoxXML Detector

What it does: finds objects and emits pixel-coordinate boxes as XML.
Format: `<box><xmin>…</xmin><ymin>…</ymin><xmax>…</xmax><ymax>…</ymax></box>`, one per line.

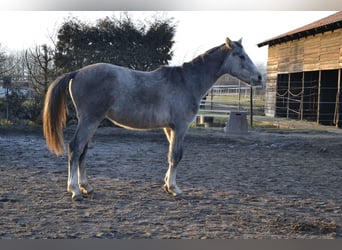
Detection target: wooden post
<box><xmin>5</xmin><ymin>87</ymin><xmax>9</xmax><ymax>121</ymax></box>
<box><xmin>250</xmin><ymin>86</ymin><xmax>253</xmax><ymax>128</ymax></box>
<box><xmin>210</xmin><ymin>88</ymin><xmax>213</xmax><ymax>110</ymax></box>
<box><xmin>317</xmin><ymin>70</ymin><xmax>322</xmax><ymax>125</ymax></box>
<box><xmin>2</xmin><ymin>76</ymin><xmax>11</xmax><ymax>121</ymax></box>
<box><xmin>287</xmin><ymin>73</ymin><xmax>291</xmax><ymax>119</ymax></box>
<box><xmin>334</xmin><ymin>68</ymin><xmax>341</xmax><ymax>127</ymax></box>
<box><xmin>238</xmin><ymin>80</ymin><xmax>241</xmax><ymax>111</ymax></box>
<box><xmin>300</xmin><ymin>72</ymin><xmax>304</xmax><ymax>120</ymax></box>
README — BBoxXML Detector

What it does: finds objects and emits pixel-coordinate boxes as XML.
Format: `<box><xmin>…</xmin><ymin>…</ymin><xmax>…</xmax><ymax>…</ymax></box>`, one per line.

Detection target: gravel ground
<box><xmin>0</xmin><ymin>124</ymin><xmax>341</xmax><ymax>239</ymax></box>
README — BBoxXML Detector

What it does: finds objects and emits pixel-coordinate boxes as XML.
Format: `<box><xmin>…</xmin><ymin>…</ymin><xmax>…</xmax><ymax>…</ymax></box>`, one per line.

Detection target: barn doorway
<box><xmin>288</xmin><ymin>72</ymin><xmax>302</xmax><ymax>119</ymax></box>
<box><xmin>275</xmin><ymin>73</ymin><xmax>289</xmax><ymax>118</ymax></box>
<box><xmin>275</xmin><ymin>69</ymin><xmax>341</xmax><ymax>128</ymax></box>
<box><xmin>276</xmin><ymin>72</ymin><xmax>308</xmax><ymax>120</ymax></box>
<box><xmin>303</xmin><ymin>71</ymin><xmax>319</xmax><ymax>122</ymax></box>
<box><xmin>319</xmin><ymin>69</ymin><xmax>338</xmax><ymax>126</ymax></box>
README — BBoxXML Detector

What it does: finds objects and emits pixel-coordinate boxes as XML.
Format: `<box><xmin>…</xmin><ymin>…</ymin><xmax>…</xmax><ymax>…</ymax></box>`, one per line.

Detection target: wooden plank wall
<box><xmin>265</xmin><ymin>28</ymin><xmax>342</xmax><ymax>117</ymax></box>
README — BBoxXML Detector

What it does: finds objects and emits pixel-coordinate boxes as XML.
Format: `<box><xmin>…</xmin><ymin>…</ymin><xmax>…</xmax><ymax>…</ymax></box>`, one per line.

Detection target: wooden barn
<box><xmin>258</xmin><ymin>11</ymin><xmax>342</xmax><ymax>127</ymax></box>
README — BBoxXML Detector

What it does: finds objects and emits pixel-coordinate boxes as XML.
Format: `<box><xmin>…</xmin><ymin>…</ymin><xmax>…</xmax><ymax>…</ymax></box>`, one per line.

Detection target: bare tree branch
<box><xmin>25</xmin><ymin>44</ymin><xmax>56</xmax><ymax>95</ymax></box>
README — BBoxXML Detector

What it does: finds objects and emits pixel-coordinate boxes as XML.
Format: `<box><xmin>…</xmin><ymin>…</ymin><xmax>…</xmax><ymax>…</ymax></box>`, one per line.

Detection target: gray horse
<box><xmin>43</xmin><ymin>37</ymin><xmax>262</xmax><ymax>201</ymax></box>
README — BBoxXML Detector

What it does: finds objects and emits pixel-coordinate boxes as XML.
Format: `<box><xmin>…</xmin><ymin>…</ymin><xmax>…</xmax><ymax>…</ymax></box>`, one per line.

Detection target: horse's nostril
<box><xmin>258</xmin><ymin>75</ymin><xmax>262</xmax><ymax>81</ymax></box>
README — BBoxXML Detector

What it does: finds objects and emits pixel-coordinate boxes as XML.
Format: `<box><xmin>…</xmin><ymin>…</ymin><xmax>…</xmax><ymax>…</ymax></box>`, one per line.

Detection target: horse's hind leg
<box><xmin>68</xmin><ymin>120</ymin><xmax>99</xmax><ymax>201</ymax></box>
<box><xmin>78</xmin><ymin>143</ymin><xmax>94</xmax><ymax>196</ymax></box>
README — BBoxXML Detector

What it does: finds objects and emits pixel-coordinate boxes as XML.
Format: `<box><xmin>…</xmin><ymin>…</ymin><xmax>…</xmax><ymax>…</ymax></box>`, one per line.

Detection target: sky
<box><xmin>0</xmin><ymin>11</ymin><xmax>337</xmax><ymax>66</ymax></box>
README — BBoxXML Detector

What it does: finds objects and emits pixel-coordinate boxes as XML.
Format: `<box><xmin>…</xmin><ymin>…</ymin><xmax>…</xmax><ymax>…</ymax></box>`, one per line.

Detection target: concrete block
<box><xmin>224</xmin><ymin>111</ymin><xmax>248</xmax><ymax>135</ymax></box>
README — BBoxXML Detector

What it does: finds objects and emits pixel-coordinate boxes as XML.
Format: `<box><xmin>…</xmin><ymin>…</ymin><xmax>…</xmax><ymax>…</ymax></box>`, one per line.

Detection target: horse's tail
<box><xmin>43</xmin><ymin>71</ymin><xmax>78</xmax><ymax>156</ymax></box>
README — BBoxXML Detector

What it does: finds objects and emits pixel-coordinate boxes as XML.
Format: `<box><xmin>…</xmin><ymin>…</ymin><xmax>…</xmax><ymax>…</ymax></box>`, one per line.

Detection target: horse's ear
<box><xmin>225</xmin><ymin>37</ymin><xmax>233</xmax><ymax>49</ymax></box>
<box><xmin>237</xmin><ymin>38</ymin><xmax>243</xmax><ymax>44</ymax></box>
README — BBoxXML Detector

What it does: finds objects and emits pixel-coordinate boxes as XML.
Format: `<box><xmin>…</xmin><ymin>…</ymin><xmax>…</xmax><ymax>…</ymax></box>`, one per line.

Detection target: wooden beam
<box><xmin>335</xmin><ymin>68</ymin><xmax>341</xmax><ymax>127</ymax></box>
<box><xmin>300</xmin><ymin>72</ymin><xmax>304</xmax><ymax>120</ymax></box>
<box><xmin>287</xmin><ymin>73</ymin><xmax>291</xmax><ymax>119</ymax></box>
<box><xmin>317</xmin><ymin>70</ymin><xmax>322</xmax><ymax>124</ymax></box>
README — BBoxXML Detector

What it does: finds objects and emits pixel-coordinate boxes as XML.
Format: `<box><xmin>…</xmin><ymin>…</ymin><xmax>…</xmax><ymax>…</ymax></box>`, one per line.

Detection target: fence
<box><xmin>197</xmin><ymin>84</ymin><xmax>265</xmax><ymax>126</ymax></box>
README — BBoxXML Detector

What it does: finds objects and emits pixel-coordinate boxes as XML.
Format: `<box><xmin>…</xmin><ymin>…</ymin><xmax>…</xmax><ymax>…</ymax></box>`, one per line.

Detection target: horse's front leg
<box><xmin>164</xmin><ymin>167</ymin><xmax>183</xmax><ymax>196</ymax></box>
<box><xmin>163</xmin><ymin>127</ymin><xmax>187</xmax><ymax>196</ymax></box>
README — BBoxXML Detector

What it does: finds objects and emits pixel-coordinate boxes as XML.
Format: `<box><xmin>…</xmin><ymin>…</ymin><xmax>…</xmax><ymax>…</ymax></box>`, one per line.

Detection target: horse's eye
<box><xmin>239</xmin><ymin>55</ymin><xmax>245</xmax><ymax>60</ymax></box>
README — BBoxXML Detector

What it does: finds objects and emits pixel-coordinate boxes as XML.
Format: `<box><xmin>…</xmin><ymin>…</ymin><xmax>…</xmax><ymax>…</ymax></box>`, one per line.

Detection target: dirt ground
<box><xmin>0</xmin><ymin>121</ymin><xmax>341</xmax><ymax>239</ymax></box>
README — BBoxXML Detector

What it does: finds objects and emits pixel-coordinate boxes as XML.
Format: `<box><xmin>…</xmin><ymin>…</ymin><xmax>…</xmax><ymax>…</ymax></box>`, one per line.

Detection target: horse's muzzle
<box><xmin>251</xmin><ymin>74</ymin><xmax>262</xmax><ymax>86</ymax></box>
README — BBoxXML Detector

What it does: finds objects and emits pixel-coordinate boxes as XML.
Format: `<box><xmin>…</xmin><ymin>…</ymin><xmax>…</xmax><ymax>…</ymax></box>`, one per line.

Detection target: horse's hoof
<box><xmin>81</xmin><ymin>188</ymin><xmax>94</xmax><ymax>195</ymax></box>
<box><xmin>84</xmin><ymin>191</ymin><xmax>96</xmax><ymax>200</ymax></box>
<box><xmin>173</xmin><ymin>190</ymin><xmax>183</xmax><ymax>197</ymax></box>
<box><xmin>72</xmin><ymin>194</ymin><xmax>84</xmax><ymax>202</ymax></box>
<box><xmin>163</xmin><ymin>184</ymin><xmax>170</xmax><ymax>194</ymax></box>
<box><xmin>163</xmin><ymin>184</ymin><xmax>183</xmax><ymax>197</ymax></box>
<box><xmin>80</xmin><ymin>185</ymin><xmax>94</xmax><ymax>196</ymax></box>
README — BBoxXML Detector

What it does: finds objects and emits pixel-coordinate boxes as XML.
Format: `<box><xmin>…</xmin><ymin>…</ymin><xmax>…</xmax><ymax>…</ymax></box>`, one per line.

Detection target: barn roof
<box><xmin>257</xmin><ymin>11</ymin><xmax>342</xmax><ymax>48</ymax></box>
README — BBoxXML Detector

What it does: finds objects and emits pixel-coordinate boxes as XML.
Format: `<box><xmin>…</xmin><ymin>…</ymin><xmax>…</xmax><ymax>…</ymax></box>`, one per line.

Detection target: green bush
<box><xmin>0</xmin><ymin>89</ymin><xmax>43</xmax><ymax>125</ymax></box>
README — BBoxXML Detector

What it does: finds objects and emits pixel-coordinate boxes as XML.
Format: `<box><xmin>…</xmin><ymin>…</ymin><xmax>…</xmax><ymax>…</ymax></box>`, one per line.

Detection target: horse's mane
<box><xmin>182</xmin><ymin>43</ymin><xmax>226</xmax><ymax>68</ymax></box>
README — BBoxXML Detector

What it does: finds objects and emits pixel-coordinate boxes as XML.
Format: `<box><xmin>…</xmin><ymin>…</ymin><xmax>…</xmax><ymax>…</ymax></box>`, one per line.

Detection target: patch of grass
<box><xmin>211</xmin><ymin>95</ymin><xmax>265</xmax><ymax>107</ymax></box>
<box><xmin>0</xmin><ymin>119</ymin><xmax>14</xmax><ymax>126</ymax></box>
<box><xmin>27</xmin><ymin>120</ymin><xmax>37</xmax><ymax>126</ymax></box>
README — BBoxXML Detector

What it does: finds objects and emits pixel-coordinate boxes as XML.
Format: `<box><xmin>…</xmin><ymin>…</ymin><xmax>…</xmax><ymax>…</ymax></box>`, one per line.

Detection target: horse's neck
<box><xmin>183</xmin><ymin>53</ymin><xmax>225</xmax><ymax>100</ymax></box>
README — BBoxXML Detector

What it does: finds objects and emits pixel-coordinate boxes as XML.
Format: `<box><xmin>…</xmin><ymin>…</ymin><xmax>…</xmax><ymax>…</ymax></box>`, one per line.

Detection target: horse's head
<box><xmin>220</xmin><ymin>37</ymin><xmax>262</xmax><ymax>86</ymax></box>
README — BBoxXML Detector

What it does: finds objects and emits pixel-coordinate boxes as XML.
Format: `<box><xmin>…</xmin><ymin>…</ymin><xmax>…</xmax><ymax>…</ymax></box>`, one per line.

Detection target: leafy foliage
<box><xmin>55</xmin><ymin>15</ymin><xmax>176</xmax><ymax>72</ymax></box>
<box><xmin>0</xmin><ymin>89</ymin><xmax>41</xmax><ymax>122</ymax></box>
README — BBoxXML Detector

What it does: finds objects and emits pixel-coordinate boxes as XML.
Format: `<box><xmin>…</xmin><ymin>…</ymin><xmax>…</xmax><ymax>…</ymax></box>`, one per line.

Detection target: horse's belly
<box><xmin>106</xmin><ymin>107</ymin><xmax>170</xmax><ymax>130</ymax></box>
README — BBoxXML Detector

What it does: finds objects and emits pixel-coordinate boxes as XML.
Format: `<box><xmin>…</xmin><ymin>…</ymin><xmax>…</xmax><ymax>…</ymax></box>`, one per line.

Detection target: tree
<box><xmin>54</xmin><ymin>14</ymin><xmax>176</xmax><ymax>73</ymax></box>
<box><xmin>255</xmin><ymin>61</ymin><xmax>267</xmax><ymax>89</ymax></box>
<box><xmin>0</xmin><ymin>44</ymin><xmax>16</xmax><ymax>78</ymax></box>
<box><xmin>25</xmin><ymin>44</ymin><xmax>56</xmax><ymax>96</ymax></box>
<box><xmin>0</xmin><ymin>44</ymin><xmax>6</xmax><ymax>76</ymax></box>
<box><xmin>54</xmin><ymin>17</ymin><xmax>89</xmax><ymax>71</ymax></box>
